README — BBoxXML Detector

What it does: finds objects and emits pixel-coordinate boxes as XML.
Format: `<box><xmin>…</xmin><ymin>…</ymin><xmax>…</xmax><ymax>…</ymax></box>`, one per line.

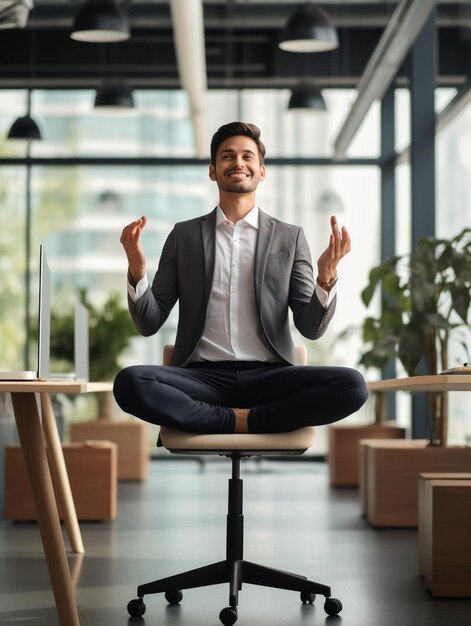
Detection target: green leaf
<box><xmin>398</xmin><ymin>326</ymin><xmax>424</xmax><ymax>376</ymax></box>
<box><xmin>450</xmin><ymin>285</ymin><xmax>470</xmax><ymax>323</ymax></box>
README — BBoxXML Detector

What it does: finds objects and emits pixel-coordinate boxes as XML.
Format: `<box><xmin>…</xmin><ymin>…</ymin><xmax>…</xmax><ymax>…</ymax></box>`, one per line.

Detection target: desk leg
<box><xmin>40</xmin><ymin>393</ymin><xmax>85</xmax><ymax>554</ymax></box>
<box><xmin>11</xmin><ymin>393</ymin><xmax>80</xmax><ymax>626</ymax></box>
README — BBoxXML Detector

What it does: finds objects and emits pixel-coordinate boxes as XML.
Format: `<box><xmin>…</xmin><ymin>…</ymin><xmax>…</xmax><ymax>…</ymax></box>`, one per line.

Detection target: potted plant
<box><xmin>342</xmin><ymin>228</ymin><xmax>471</xmax><ymax>524</ymax></box>
<box><xmin>359</xmin><ymin>228</ymin><xmax>471</xmax><ymax>446</ymax></box>
<box><xmin>50</xmin><ymin>288</ymin><xmax>137</xmax><ymax>419</ymax></box>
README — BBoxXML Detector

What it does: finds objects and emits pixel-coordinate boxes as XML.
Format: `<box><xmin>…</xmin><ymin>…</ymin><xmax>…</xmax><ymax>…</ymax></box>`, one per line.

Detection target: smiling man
<box><xmin>113</xmin><ymin>122</ymin><xmax>368</xmax><ymax>434</ymax></box>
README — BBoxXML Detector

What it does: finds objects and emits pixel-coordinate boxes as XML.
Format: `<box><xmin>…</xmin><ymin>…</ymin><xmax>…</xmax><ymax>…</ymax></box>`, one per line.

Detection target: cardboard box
<box><xmin>418</xmin><ymin>473</ymin><xmax>471</xmax><ymax>579</ymax></box>
<box><xmin>360</xmin><ymin>440</ymin><xmax>471</xmax><ymax>527</ymax></box>
<box><xmin>420</xmin><ymin>477</ymin><xmax>471</xmax><ymax>596</ymax></box>
<box><xmin>328</xmin><ymin>423</ymin><xmax>406</xmax><ymax>486</ymax></box>
<box><xmin>4</xmin><ymin>442</ymin><xmax>117</xmax><ymax>521</ymax></box>
<box><xmin>70</xmin><ymin>418</ymin><xmax>148</xmax><ymax>480</ymax></box>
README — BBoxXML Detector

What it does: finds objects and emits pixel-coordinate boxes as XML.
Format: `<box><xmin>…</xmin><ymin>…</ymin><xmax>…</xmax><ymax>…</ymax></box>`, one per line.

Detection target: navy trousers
<box><xmin>113</xmin><ymin>361</ymin><xmax>369</xmax><ymax>434</ymax></box>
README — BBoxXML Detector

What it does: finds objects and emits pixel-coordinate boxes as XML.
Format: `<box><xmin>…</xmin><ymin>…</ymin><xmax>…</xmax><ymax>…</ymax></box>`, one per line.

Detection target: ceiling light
<box><xmin>7</xmin><ymin>90</ymin><xmax>42</xmax><ymax>141</ymax></box>
<box><xmin>71</xmin><ymin>0</ymin><xmax>130</xmax><ymax>43</ymax></box>
<box><xmin>94</xmin><ymin>78</ymin><xmax>135</xmax><ymax>109</ymax></box>
<box><xmin>288</xmin><ymin>83</ymin><xmax>327</xmax><ymax>112</ymax></box>
<box><xmin>279</xmin><ymin>4</ymin><xmax>338</xmax><ymax>53</ymax></box>
<box><xmin>7</xmin><ymin>114</ymin><xmax>42</xmax><ymax>140</ymax></box>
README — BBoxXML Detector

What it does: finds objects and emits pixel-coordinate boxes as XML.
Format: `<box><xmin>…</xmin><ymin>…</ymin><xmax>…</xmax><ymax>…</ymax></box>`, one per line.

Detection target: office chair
<box><xmin>127</xmin><ymin>345</ymin><xmax>342</xmax><ymax>625</ymax></box>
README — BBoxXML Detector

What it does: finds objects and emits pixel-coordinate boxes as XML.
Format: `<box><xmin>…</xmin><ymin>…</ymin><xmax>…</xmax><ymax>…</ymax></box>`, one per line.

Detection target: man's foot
<box><xmin>232</xmin><ymin>408</ymin><xmax>250</xmax><ymax>433</ymax></box>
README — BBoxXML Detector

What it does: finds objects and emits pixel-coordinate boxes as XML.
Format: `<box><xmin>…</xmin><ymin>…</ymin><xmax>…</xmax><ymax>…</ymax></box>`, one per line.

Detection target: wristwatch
<box><xmin>316</xmin><ymin>275</ymin><xmax>338</xmax><ymax>292</ymax></box>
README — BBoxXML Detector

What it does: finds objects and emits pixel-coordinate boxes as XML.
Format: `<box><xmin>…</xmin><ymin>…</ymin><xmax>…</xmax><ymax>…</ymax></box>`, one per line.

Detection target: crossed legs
<box><xmin>113</xmin><ymin>363</ymin><xmax>368</xmax><ymax>434</ymax></box>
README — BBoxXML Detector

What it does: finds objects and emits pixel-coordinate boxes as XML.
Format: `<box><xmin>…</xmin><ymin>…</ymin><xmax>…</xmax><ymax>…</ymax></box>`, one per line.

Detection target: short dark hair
<box><xmin>210</xmin><ymin>122</ymin><xmax>266</xmax><ymax>165</ymax></box>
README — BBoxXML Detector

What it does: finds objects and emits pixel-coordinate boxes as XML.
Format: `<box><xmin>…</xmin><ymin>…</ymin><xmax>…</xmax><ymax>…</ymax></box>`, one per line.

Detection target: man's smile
<box><xmin>227</xmin><ymin>171</ymin><xmax>250</xmax><ymax>178</ymax></box>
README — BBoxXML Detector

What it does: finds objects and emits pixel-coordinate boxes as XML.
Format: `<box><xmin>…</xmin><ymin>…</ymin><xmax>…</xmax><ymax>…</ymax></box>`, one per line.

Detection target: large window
<box><xmin>393</xmin><ymin>88</ymin><xmax>471</xmax><ymax>442</ymax></box>
<box><xmin>436</xmin><ymin>96</ymin><xmax>471</xmax><ymax>446</ymax></box>
<box><xmin>0</xmin><ymin>166</ymin><xmax>26</xmax><ymax>371</ymax></box>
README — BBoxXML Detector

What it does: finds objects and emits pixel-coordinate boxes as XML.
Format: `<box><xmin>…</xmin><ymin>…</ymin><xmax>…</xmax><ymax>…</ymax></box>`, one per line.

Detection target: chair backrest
<box><xmin>163</xmin><ymin>344</ymin><xmax>307</xmax><ymax>366</ymax></box>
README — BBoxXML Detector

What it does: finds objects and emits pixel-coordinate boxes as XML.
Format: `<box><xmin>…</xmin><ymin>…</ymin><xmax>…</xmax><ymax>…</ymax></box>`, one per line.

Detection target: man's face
<box><xmin>209</xmin><ymin>135</ymin><xmax>266</xmax><ymax>194</ymax></box>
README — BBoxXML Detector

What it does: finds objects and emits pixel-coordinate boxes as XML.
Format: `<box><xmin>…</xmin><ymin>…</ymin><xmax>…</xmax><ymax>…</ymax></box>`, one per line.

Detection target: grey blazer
<box><xmin>129</xmin><ymin>208</ymin><xmax>336</xmax><ymax>366</ymax></box>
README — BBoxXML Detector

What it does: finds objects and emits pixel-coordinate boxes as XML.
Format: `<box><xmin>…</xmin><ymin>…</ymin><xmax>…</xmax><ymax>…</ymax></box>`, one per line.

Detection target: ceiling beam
<box><xmin>396</xmin><ymin>78</ymin><xmax>471</xmax><ymax>165</ymax></box>
<box><xmin>333</xmin><ymin>0</ymin><xmax>436</xmax><ymax>159</ymax></box>
<box><xmin>169</xmin><ymin>0</ymin><xmax>208</xmax><ymax>158</ymax></box>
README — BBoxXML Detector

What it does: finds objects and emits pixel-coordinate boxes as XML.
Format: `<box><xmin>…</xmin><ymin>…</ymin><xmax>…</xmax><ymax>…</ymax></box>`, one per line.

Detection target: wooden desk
<box><xmin>368</xmin><ymin>375</ymin><xmax>471</xmax><ymax>445</ymax></box>
<box><xmin>0</xmin><ymin>380</ymin><xmax>113</xmax><ymax>626</ymax></box>
<box><xmin>368</xmin><ymin>374</ymin><xmax>471</xmax><ymax>393</ymax></box>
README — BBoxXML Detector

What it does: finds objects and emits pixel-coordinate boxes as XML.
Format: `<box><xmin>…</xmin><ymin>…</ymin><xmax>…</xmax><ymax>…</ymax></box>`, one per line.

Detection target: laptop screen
<box><xmin>37</xmin><ymin>244</ymin><xmax>51</xmax><ymax>381</ymax></box>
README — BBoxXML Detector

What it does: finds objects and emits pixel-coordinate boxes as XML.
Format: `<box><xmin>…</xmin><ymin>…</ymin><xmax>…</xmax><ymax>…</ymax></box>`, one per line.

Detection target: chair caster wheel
<box><xmin>300</xmin><ymin>590</ymin><xmax>316</xmax><ymax>604</ymax></box>
<box><xmin>324</xmin><ymin>597</ymin><xmax>343</xmax><ymax>616</ymax></box>
<box><xmin>165</xmin><ymin>589</ymin><xmax>183</xmax><ymax>605</ymax></box>
<box><xmin>127</xmin><ymin>598</ymin><xmax>146</xmax><ymax>617</ymax></box>
<box><xmin>219</xmin><ymin>606</ymin><xmax>238</xmax><ymax>625</ymax></box>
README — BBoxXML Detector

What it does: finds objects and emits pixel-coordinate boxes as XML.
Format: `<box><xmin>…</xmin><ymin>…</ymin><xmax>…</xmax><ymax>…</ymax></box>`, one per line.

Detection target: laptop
<box><xmin>73</xmin><ymin>300</ymin><xmax>89</xmax><ymax>381</ymax></box>
<box><xmin>49</xmin><ymin>300</ymin><xmax>89</xmax><ymax>382</ymax></box>
<box><xmin>0</xmin><ymin>244</ymin><xmax>50</xmax><ymax>381</ymax></box>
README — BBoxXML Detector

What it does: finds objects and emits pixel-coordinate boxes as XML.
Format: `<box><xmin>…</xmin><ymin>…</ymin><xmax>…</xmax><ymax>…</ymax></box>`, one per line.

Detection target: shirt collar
<box><xmin>216</xmin><ymin>205</ymin><xmax>259</xmax><ymax>229</ymax></box>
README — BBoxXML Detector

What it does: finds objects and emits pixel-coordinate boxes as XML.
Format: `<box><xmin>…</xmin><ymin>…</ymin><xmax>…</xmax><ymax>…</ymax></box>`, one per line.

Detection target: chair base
<box><xmin>128</xmin><ymin>454</ymin><xmax>341</xmax><ymax>623</ymax></box>
<box><xmin>137</xmin><ymin>557</ymin><xmax>331</xmax><ymax>604</ymax></box>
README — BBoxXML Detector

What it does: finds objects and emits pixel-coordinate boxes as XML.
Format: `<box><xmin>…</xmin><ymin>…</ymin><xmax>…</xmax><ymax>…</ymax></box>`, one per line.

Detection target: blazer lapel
<box><xmin>254</xmin><ymin>209</ymin><xmax>276</xmax><ymax>311</ymax></box>
<box><xmin>201</xmin><ymin>208</ymin><xmax>217</xmax><ymax>305</ymax></box>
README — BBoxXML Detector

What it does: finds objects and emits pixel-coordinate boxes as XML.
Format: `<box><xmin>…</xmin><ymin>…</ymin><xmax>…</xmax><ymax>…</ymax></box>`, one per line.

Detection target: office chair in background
<box><xmin>127</xmin><ymin>345</ymin><xmax>342</xmax><ymax>625</ymax></box>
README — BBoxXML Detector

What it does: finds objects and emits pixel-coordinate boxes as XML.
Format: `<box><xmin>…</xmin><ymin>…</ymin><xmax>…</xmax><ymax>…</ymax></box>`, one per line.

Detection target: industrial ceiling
<box><xmin>0</xmin><ymin>1</ymin><xmax>469</xmax><ymax>89</ymax></box>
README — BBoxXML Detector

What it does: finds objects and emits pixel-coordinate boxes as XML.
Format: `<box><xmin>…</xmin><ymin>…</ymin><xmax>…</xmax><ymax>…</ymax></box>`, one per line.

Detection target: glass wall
<box><xmin>393</xmin><ymin>88</ymin><xmax>471</xmax><ymax>441</ymax></box>
<box><xmin>436</xmin><ymin>96</ymin><xmax>471</xmax><ymax>446</ymax></box>
<box><xmin>0</xmin><ymin>166</ymin><xmax>26</xmax><ymax>371</ymax></box>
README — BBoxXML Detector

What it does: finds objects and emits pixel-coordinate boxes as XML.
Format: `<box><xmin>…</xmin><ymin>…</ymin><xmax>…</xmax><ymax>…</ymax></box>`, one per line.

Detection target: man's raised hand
<box><xmin>316</xmin><ymin>215</ymin><xmax>351</xmax><ymax>284</ymax></box>
<box><xmin>120</xmin><ymin>216</ymin><xmax>148</xmax><ymax>285</ymax></box>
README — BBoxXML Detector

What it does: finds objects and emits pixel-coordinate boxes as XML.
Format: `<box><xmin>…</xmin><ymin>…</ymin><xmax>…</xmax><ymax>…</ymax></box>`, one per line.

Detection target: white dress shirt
<box><xmin>128</xmin><ymin>205</ymin><xmax>336</xmax><ymax>362</ymax></box>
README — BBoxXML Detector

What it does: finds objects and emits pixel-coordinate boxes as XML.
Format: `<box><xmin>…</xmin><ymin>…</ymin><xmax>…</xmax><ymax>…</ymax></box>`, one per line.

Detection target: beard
<box><xmin>217</xmin><ymin>180</ymin><xmax>258</xmax><ymax>193</ymax></box>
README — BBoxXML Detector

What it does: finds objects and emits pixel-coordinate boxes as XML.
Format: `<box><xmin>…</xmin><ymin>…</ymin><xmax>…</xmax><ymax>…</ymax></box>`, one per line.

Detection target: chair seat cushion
<box><xmin>159</xmin><ymin>426</ymin><xmax>315</xmax><ymax>456</ymax></box>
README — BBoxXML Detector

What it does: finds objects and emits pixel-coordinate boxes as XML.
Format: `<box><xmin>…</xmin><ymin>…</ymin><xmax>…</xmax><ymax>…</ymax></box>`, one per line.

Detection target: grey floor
<box><xmin>1</xmin><ymin>459</ymin><xmax>470</xmax><ymax>626</ymax></box>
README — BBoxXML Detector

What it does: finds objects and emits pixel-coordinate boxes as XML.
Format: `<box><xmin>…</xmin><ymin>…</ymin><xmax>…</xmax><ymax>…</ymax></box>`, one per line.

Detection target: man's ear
<box><xmin>259</xmin><ymin>164</ymin><xmax>266</xmax><ymax>181</ymax></box>
<box><xmin>209</xmin><ymin>163</ymin><xmax>216</xmax><ymax>181</ymax></box>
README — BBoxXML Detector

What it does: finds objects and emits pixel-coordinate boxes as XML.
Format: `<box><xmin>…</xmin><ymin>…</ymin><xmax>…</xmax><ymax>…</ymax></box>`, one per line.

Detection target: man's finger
<box><xmin>342</xmin><ymin>227</ymin><xmax>351</xmax><ymax>254</ymax></box>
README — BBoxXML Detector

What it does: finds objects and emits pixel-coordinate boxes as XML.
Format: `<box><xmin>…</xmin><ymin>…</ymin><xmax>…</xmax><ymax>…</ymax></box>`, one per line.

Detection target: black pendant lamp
<box><xmin>71</xmin><ymin>0</ymin><xmax>130</xmax><ymax>43</ymax></box>
<box><xmin>94</xmin><ymin>77</ymin><xmax>135</xmax><ymax>109</ymax></box>
<box><xmin>288</xmin><ymin>83</ymin><xmax>326</xmax><ymax>112</ymax></box>
<box><xmin>279</xmin><ymin>4</ymin><xmax>338</xmax><ymax>53</ymax></box>
<box><xmin>7</xmin><ymin>90</ymin><xmax>42</xmax><ymax>141</ymax></box>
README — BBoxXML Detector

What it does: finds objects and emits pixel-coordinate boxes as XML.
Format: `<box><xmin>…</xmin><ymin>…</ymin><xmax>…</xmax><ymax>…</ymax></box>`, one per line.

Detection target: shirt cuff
<box><xmin>315</xmin><ymin>282</ymin><xmax>337</xmax><ymax>308</ymax></box>
<box><xmin>127</xmin><ymin>274</ymin><xmax>149</xmax><ymax>302</ymax></box>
